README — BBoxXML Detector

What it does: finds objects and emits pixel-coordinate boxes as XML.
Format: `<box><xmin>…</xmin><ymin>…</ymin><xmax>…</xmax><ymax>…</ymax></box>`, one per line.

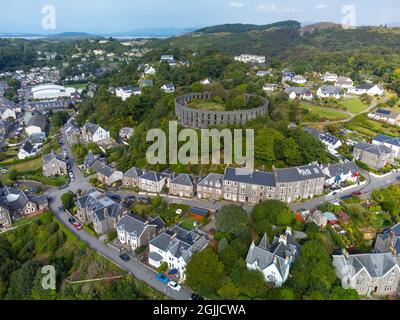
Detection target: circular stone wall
<box><xmin>175</xmin><ymin>92</ymin><xmax>268</xmax><ymax>129</ymax></box>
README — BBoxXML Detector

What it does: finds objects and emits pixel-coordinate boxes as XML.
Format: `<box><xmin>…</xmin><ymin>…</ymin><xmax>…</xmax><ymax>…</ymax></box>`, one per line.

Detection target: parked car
<box><xmin>59</xmin><ymin>206</ymin><xmax>65</xmax><ymax>212</ymax></box>
<box><xmin>110</xmin><ymin>194</ymin><xmax>122</xmax><ymax>202</ymax></box>
<box><xmin>190</xmin><ymin>293</ymin><xmax>204</xmax><ymax>301</ymax></box>
<box><xmin>340</xmin><ymin>194</ymin><xmax>352</xmax><ymax>200</ymax></box>
<box><xmin>119</xmin><ymin>253</ymin><xmax>130</xmax><ymax>262</ymax></box>
<box><xmin>73</xmin><ymin>221</ymin><xmax>82</xmax><ymax>231</ymax></box>
<box><xmin>68</xmin><ymin>217</ymin><xmax>76</xmax><ymax>224</ymax></box>
<box><xmin>156</xmin><ymin>273</ymin><xmax>169</xmax><ymax>284</ymax></box>
<box><xmin>168</xmin><ymin>281</ymin><xmax>182</xmax><ymax>292</ymax></box>
<box><xmin>351</xmin><ymin>191</ymin><xmax>362</xmax><ymax>196</ymax></box>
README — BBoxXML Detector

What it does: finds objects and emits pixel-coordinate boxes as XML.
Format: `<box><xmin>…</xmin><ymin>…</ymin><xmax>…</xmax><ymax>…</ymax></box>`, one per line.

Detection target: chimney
<box><xmin>343</xmin><ymin>249</ymin><xmax>349</xmax><ymax>258</ymax></box>
<box><xmin>144</xmin><ymin>220</ymin><xmax>150</xmax><ymax>226</ymax></box>
<box><xmin>171</xmin><ymin>233</ymin><xmax>177</xmax><ymax>240</ymax></box>
<box><xmin>279</xmin><ymin>234</ymin><xmax>287</xmax><ymax>246</ymax></box>
<box><xmin>285</xmin><ymin>256</ymin><xmax>290</xmax><ymax>264</ymax></box>
<box><xmin>286</xmin><ymin>227</ymin><xmax>292</xmax><ymax>236</ymax></box>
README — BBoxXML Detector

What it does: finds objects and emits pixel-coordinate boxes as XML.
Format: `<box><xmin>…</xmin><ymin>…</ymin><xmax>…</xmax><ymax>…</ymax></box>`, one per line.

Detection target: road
<box><xmin>45</xmin><ymin>127</ymin><xmax>192</xmax><ymax>300</ymax></box>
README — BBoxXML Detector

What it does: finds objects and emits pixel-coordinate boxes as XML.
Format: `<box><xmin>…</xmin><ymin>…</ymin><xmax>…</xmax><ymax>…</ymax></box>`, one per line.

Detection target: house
<box><xmin>189</xmin><ymin>207</ymin><xmax>209</xmax><ymax>222</ymax></box>
<box><xmin>234</xmin><ymin>54</ymin><xmax>266</xmax><ymax>64</ymax></box>
<box><xmin>64</xmin><ymin>121</ymin><xmax>80</xmax><ymax>145</ymax></box>
<box><xmin>263</xmin><ymin>83</ymin><xmax>278</xmax><ymax>92</ymax></box>
<box><xmin>368</xmin><ymin>109</ymin><xmax>400</xmax><ymax>126</ymax></box>
<box><xmin>323</xmin><ymin>212</ymin><xmax>338</xmax><ymax>225</ymax></box>
<box><xmin>291</xmin><ymin>75</ymin><xmax>307</xmax><ymax>85</ymax></box>
<box><xmin>139</xmin><ymin>79</ymin><xmax>154</xmax><ymax>87</ymax></box>
<box><xmin>139</xmin><ymin>171</ymin><xmax>169</xmax><ymax>193</ymax></box>
<box><xmin>25</xmin><ymin>115</ymin><xmax>47</xmax><ymax>136</ymax></box>
<box><xmin>334</xmin><ymin>76</ymin><xmax>354</xmax><ymax>89</ymax></box>
<box><xmin>372</xmin><ymin>134</ymin><xmax>400</xmax><ymax>158</ymax></box>
<box><xmin>348</xmin><ymin>84</ymin><xmax>384</xmax><ymax>96</ymax></box>
<box><xmin>304</xmin><ymin>127</ymin><xmax>342</xmax><ymax>152</ymax></box>
<box><xmin>197</xmin><ymin>173</ymin><xmax>224</xmax><ymax>200</ymax></box>
<box><xmin>323</xmin><ymin>72</ymin><xmax>338</xmax><ymax>82</ymax></box>
<box><xmin>323</xmin><ymin>162</ymin><xmax>360</xmax><ymax>186</ymax></box>
<box><xmin>281</xmin><ymin>70</ymin><xmax>295</xmax><ymax>82</ymax></box>
<box><xmin>119</xmin><ymin>127</ymin><xmax>134</xmax><ymax>141</ymax></box>
<box><xmin>144</xmin><ymin>65</ymin><xmax>156</xmax><ymax>76</ymax></box>
<box><xmin>96</xmin><ymin>165</ymin><xmax>123</xmax><ymax>186</ymax></box>
<box><xmin>308</xmin><ymin>210</ymin><xmax>328</xmax><ymax>227</ymax></box>
<box><xmin>82</xmin><ymin>152</ymin><xmax>106</xmax><ymax>173</ymax></box>
<box><xmin>160</xmin><ymin>55</ymin><xmax>174</xmax><ymax>62</ymax></box>
<box><xmin>353</xmin><ymin>142</ymin><xmax>395</xmax><ymax>169</ymax></box>
<box><xmin>18</xmin><ymin>141</ymin><xmax>37</xmax><ymax>160</ymax></box>
<box><xmin>256</xmin><ymin>70</ymin><xmax>270</xmax><ymax>77</ymax></box>
<box><xmin>81</xmin><ymin>123</ymin><xmax>110</xmax><ymax>143</ymax></box>
<box><xmin>117</xmin><ymin>214</ymin><xmax>165</xmax><ymax>250</ymax></box>
<box><xmin>27</xmin><ymin>132</ymin><xmax>46</xmax><ymax>149</ymax></box>
<box><xmin>200</xmin><ymin>79</ymin><xmax>211</xmax><ymax>85</ymax></box>
<box><xmin>116</xmin><ymin>86</ymin><xmax>141</xmax><ymax>101</ymax></box>
<box><xmin>246</xmin><ymin>228</ymin><xmax>300</xmax><ymax>287</ymax></box>
<box><xmin>122</xmin><ymin>167</ymin><xmax>144</xmax><ymax>189</ymax></box>
<box><xmin>76</xmin><ymin>189</ymin><xmax>128</xmax><ymax>235</ymax></box>
<box><xmin>317</xmin><ymin>85</ymin><xmax>344</xmax><ymax>99</ymax></box>
<box><xmin>169</xmin><ymin>174</ymin><xmax>195</xmax><ymax>198</ymax></box>
<box><xmin>0</xmin><ymin>107</ymin><xmax>17</xmax><ymax>120</ymax></box>
<box><xmin>0</xmin><ymin>200</ymin><xmax>12</xmax><ymax>230</ymax></box>
<box><xmin>42</xmin><ymin>152</ymin><xmax>68</xmax><ymax>177</ymax></box>
<box><xmin>161</xmin><ymin>83</ymin><xmax>175</xmax><ymax>93</ymax></box>
<box><xmin>332</xmin><ymin>250</ymin><xmax>400</xmax><ymax>296</ymax></box>
<box><xmin>375</xmin><ymin>223</ymin><xmax>400</xmax><ymax>263</ymax></box>
<box><xmin>148</xmin><ymin>225</ymin><xmax>208</xmax><ymax>279</ymax></box>
<box><xmin>285</xmin><ymin>87</ymin><xmax>313</xmax><ymax>100</ymax></box>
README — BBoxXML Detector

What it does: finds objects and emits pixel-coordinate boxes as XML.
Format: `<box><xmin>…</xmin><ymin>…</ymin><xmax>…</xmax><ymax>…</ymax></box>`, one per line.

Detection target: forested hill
<box><xmin>195</xmin><ymin>20</ymin><xmax>301</xmax><ymax>34</ymax></box>
<box><xmin>149</xmin><ymin>23</ymin><xmax>400</xmax><ymax>59</ymax></box>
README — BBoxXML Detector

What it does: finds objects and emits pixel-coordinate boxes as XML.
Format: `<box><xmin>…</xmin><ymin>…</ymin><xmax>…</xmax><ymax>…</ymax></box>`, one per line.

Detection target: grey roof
<box><xmin>117</xmin><ymin>214</ymin><xmax>152</xmax><ymax>237</ymax></box>
<box><xmin>375</xmin><ymin>223</ymin><xmax>400</xmax><ymax>256</ymax></box>
<box><xmin>124</xmin><ymin>167</ymin><xmax>143</xmax><ymax>179</ymax></box>
<box><xmin>319</xmin><ymin>85</ymin><xmax>343</xmax><ymax>95</ymax></box>
<box><xmin>304</xmin><ymin>127</ymin><xmax>340</xmax><ymax>145</ymax></box>
<box><xmin>96</xmin><ymin>165</ymin><xmax>115</xmax><ymax>178</ymax></box>
<box><xmin>20</xmin><ymin>141</ymin><xmax>34</xmax><ymax>154</ymax></box>
<box><xmin>83</xmin><ymin>122</ymin><xmax>100</xmax><ymax>135</ymax></box>
<box><xmin>197</xmin><ymin>173</ymin><xmax>224</xmax><ymax>188</ymax></box>
<box><xmin>170</xmin><ymin>173</ymin><xmax>193</xmax><ymax>187</ymax></box>
<box><xmin>27</xmin><ymin>115</ymin><xmax>47</xmax><ymax>130</ymax></box>
<box><xmin>285</xmin><ymin>87</ymin><xmax>311</xmax><ymax>95</ymax></box>
<box><xmin>333</xmin><ymin>252</ymin><xmax>399</xmax><ymax>279</ymax></box>
<box><xmin>224</xmin><ymin>167</ymin><xmax>276</xmax><ymax>187</ymax></box>
<box><xmin>42</xmin><ymin>152</ymin><xmax>66</xmax><ymax>166</ymax></box>
<box><xmin>140</xmin><ymin>171</ymin><xmax>165</xmax><ymax>182</ymax></box>
<box><xmin>354</xmin><ymin>142</ymin><xmax>393</xmax><ymax>156</ymax></box>
<box><xmin>0</xmin><ymin>186</ymin><xmax>30</xmax><ymax>212</ymax></box>
<box><xmin>373</xmin><ymin>134</ymin><xmax>400</xmax><ymax>148</ymax></box>
<box><xmin>150</xmin><ymin>225</ymin><xmax>208</xmax><ymax>262</ymax></box>
<box><xmin>326</xmin><ymin>161</ymin><xmax>359</xmax><ymax>178</ymax></box>
<box><xmin>275</xmin><ymin>165</ymin><xmax>325</xmax><ymax>183</ymax></box>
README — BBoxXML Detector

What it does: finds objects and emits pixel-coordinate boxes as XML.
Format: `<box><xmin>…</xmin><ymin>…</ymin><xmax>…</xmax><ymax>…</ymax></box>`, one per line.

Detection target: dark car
<box><xmin>59</xmin><ymin>206</ymin><xmax>65</xmax><ymax>212</ymax></box>
<box><xmin>110</xmin><ymin>194</ymin><xmax>122</xmax><ymax>202</ymax></box>
<box><xmin>190</xmin><ymin>293</ymin><xmax>204</xmax><ymax>301</ymax></box>
<box><xmin>351</xmin><ymin>191</ymin><xmax>362</xmax><ymax>196</ymax></box>
<box><xmin>68</xmin><ymin>217</ymin><xmax>76</xmax><ymax>224</ymax></box>
<box><xmin>119</xmin><ymin>253</ymin><xmax>131</xmax><ymax>262</ymax></box>
<box><xmin>340</xmin><ymin>194</ymin><xmax>352</xmax><ymax>200</ymax></box>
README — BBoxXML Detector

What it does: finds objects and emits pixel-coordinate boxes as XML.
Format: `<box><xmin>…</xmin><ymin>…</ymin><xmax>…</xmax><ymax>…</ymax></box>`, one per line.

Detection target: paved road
<box><xmin>45</xmin><ymin>127</ymin><xmax>192</xmax><ymax>300</ymax></box>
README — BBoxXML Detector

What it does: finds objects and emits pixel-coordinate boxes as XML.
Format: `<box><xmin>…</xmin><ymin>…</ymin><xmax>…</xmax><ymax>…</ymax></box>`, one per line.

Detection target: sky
<box><xmin>0</xmin><ymin>0</ymin><xmax>399</xmax><ymax>34</ymax></box>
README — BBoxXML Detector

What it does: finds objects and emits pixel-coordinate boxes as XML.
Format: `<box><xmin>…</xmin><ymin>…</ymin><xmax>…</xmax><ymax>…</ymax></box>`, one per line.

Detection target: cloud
<box><xmin>315</xmin><ymin>3</ymin><xmax>328</xmax><ymax>10</ymax></box>
<box><xmin>229</xmin><ymin>2</ymin><xmax>244</xmax><ymax>8</ymax></box>
<box><xmin>257</xmin><ymin>3</ymin><xmax>278</xmax><ymax>12</ymax></box>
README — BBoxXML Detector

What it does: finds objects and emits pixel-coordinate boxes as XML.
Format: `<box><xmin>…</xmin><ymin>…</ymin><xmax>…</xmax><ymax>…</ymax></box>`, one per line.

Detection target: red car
<box><xmin>73</xmin><ymin>222</ymin><xmax>82</xmax><ymax>231</ymax></box>
<box><xmin>352</xmin><ymin>191</ymin><xmax>362</xmax><ymax>196</ymax></box>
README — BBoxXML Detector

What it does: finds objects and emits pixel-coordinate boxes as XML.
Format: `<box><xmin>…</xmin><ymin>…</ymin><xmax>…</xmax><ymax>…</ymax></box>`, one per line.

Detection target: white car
<box><xmin>168</xmin><ymin>281</ymin><xmax>182</xmax><ymax>292</ymax></box>
<box><xmin>176</xmin><ymin>209</ymin><xmax>183</xmax><ymax>215</ymax></box>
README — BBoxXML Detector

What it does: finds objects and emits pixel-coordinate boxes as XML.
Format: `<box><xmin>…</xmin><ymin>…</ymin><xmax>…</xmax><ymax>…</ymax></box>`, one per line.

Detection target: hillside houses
<box><xmin>42</xmin><ymin>152</ymin><xmax>68</xmax><ymax>177</ymax></box>
<box><xmin>353</xmin><ymin>142</ymin><xmax>396</xmax><ymax>169</ymax></box>
<box><xmin>368</xmin><ymin>109</ymin><xmax>400</xmax><ymax>127</ymax></box>
<box><xmin>116</xmin><ymin>86</ymin><xmax>141</xmax><ymax>101</ymax></box>
<box><xmin>375</xmin><ymin>223</ymin><xmax>400</xmax><ymax>263</ymax></box>
<box><xmin>169</xmin><ymin>174</ymin><xmax>195</xmax><ymax>198</ymax></box>
<box><xmin>25</xmin><ymin>115</ymin><xmax>47</xmax><ymax>136</ymax></box>
<box><xmin>372</xmin><ymin>134</ymin><xmax>400</xmax><ymax>158</ymax></box>
<box><xmin>334</xmin><ymin>76</ymin><xmax>354</xmax><ymax>89</ymax></box>
<box><xmin>323</xmin><ymin>72</ymin><xmax>338</xmax><ymax>82</ymax></box>
<box><xmin>317</xmin><ymin>85</ymin><xmax>345</xmax><ymax>99</ymax></box>
<box><xmin>81</xmin><ymin>123</ymin><xmax>110</xmax><ymax>143</ymax></box>
<box><xmin>348</xmin><ymin>84</ymin><xmax>384</xmax><ymax>96</ymax></box>
<box><xmin>303</xmin><ymin>127</ymin><xmax>342</xmax><ymax>153</ymax></box>
<box><xmin>246</xmin><ymin>227</ymin><xmax>300</xmax><ymax>287</ymax></box>
<box><xmin>323</xmin><ymin>162</ymin><xmax>360</xmax><ymax>187</ymax></box>
<box><xmin>285</xmin><ymin>87</ymin><xmax>313</xmax><ymax>100</ymax></box>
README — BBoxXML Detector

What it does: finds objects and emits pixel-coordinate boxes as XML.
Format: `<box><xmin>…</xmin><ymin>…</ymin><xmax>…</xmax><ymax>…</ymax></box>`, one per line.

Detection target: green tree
<box><xmin>61</xmin><ymin>191</ymin><xmax>75</xmax><ymax>211</ymax></box>
<box><xmin>252</xmin><ymin>200</ymin><xmax>293</xmax><ymax>235</ymax></box>
<box><xmin>215</xmin><ymin>205</ymin><xmax>248</xmax><ymax>235</ymax></box>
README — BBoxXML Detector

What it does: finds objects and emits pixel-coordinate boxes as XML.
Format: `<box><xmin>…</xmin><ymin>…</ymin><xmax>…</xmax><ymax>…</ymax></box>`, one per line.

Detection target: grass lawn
<box><xmin>340</xmin><ymin>99</ymin><xmax>368</xmax><ymax>114</ymax></box>
<box><xmin>13</xmin><ymin>157</ymin><xmax>42</xmax><ymax>171</ymax></box>
<box><xmin>180</xmin><ymin>217</ymin><xmax>196</xmax><ymax>231</ymax></box>
<box><xmin>301</xmin><ymin>103</ymin><xmax>350</xmax><ymax>121</ymax></box>
<box><xmin>190</xmin><ymin>101</ymin><xmax>225</xmax><ymax>111</ymax></box>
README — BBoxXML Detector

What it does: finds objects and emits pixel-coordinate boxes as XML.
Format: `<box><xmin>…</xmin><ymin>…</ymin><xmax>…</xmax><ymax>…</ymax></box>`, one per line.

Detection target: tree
<box><xmin>186</xmin><ymin>248</ymin><xmax>225</xmax><ymax>297</ymax></box>
<box><xmin>61</xmin><ymin>191</ymin><xmax>75</xmax><ymax>211</ymax></box>
<box><xmin>283</xmin><ymin>137</ymin><xmax>302</xmax><ymax>166</ymax></box>
<box><xmin>50</xmin><ymin>111</ymin><xmax>69</xmax><ymax>129</ymax></box>
<box><xmin>215</xmin><ymin>205</ymin><xmax>248</xmax><ymax>235</ymax></box>
<box><xmin>252</xmin><ymin>200</ymin><xmax>293</xmax><ymax>235</ymax></box>
<box><xmin>217</xmin><ymin>280</ymin><xmax>240</xmax><ymax>300</ymax></box>
<box><xmin>330</xmin><ymin>286</ymin><xmax>360</xmax><ymax>300</ymax></box>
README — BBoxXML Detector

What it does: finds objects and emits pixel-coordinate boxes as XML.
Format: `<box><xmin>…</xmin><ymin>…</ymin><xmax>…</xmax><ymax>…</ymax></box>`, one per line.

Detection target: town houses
<box><xmin>81</xmin><ymin>122</ymin><xmax>110</xmax><ymax>143</ymax></box>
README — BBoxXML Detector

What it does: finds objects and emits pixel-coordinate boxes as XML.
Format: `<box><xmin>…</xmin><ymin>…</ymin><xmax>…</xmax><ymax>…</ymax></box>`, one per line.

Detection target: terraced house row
<box><xmin>117</xmin><ymin>163</ymin><xmax>327</xmax><ymax>204</ymax></box>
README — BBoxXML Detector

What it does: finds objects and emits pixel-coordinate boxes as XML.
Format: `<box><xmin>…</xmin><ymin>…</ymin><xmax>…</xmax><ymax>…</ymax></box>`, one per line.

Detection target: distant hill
<box><xmin>45</xmin><ymin>32</ymin><xmax>97</xmax><ymax>39</ymax></box>
<box><xmin>300</xmin><ymin>22</ymin><xmax>343</xmax><ymax>36</ymax></box>
<box><xmin>195</xmin><ymin>21</ymin><xmax>301</xmax><ymax>34</ymax></box>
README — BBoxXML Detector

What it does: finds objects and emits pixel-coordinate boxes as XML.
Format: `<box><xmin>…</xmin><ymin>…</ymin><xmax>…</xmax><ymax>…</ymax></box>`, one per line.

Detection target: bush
<box><xmin>61</xmin><ymin>191</ymin><xmax>75</xmax><ymax>211</ymax></box>
<box><xmin>156</xmin><ymin>262</ymin><xmax>168</xmax><ymax>273</ymax></box>
<box><xmin>134</xmin><ymin>246</ymin><xmax>146</xmax><ymax>255</ymax></box>
<box><xmin>107</xmin><ymin>230</ymin><xmax>117</xmax><ymax>242</ymax></box>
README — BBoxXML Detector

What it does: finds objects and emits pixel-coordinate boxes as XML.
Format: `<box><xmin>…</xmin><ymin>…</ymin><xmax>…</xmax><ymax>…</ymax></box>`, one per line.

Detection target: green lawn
<box><xmin>340</xmin><ymin>99</ymin><xmax>368</xmax><ymax>114</ymax></box>
<box><xmin>189</xmin><ymin>101</ymin><xmax>225</xmax><ymax>111</ymax></box>
<box><xmin>301</xmin><ymin>103</ymin><xmax>350</xmax><ymax>121</ymax></box>
<box><xmin>180</xmin><ymin>217</ymin><xmax>196</xmax><ymax>231</ymax></box>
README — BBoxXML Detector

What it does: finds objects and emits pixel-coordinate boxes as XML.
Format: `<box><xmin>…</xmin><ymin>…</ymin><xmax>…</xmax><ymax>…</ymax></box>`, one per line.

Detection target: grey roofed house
<box><xmin>375</xmin><ymin>223</ymin><xmax>400</xmax><ymax>258</ymax></box>
<box><xmin>96</xmin><ymin>165</ymin><xmax>115</xmax><ymax>178</ymax></box>
<box><xmin>150</xmin><ymin>225</ymin><xmax>208</xmax><ymax>262</ymax></box>
<box><xmin>83</xmin><ymin>122</ymin><xmax>100</xmax><ymax>135</ymax></box>
<box><xmin>27</xmin><ymin>133</ymin><xmax>46</xmax><ymax>145</ymax></box>
<box><xmin>139</xmin><ymin>79</ymin><xmax>154</xmax><ymax>87</ymax></box>
<box><xmin>318</xmin><ymin>85</ymin><xmax>344</xmax><ymax>95</ymax></box>
<box><xmin>285</xmin><ymin>87</ymin><xmax>311</xmax><ymax>95</ymax></box>
<box><xmin>0</xmin><ymin>186</ymin><xmax>29</xmax><ymax>213</ymax></box>
<box><xmin>170</xmin><ymin>173</ymin><xmax>194</xmax><ymax>186</ymax></box>
<box><xmin>224</xmin><ymin>167</ymin><xmax>276</xmax><ymax>187</ymax></box>
<box><xmin>123</xmin><ymin>167</ymin><xmax>144</xmax><ymax>178</ymax></box>
<box><xmin>117</xmin><ymin>214</ymin><xmax>165</xmax><ymax>237</ymax></box>
<box><xmin>354</xmin><ymin>142</ymin><xmax>393</xmax><ymax>156</ymax></box>
<box><xmin>197</xmin><ymin>173</ymin><xmax>224</xmax><ymax>187</ymax></box>
<box><xmin>373</xmin><ymin>134</ymin><xmax>400</xmax><ymax>148</ymax></box>
<box><xmin>325</xmin><ymin>161</ymin><xmax>359</xmax><ymax>178</ymax></box>
<box><xmin>42</xmin><ymin>152</ymin><xmax>65</xmax><ymax>166</ymax></box>
<box><xmin>356</xmin><ymin>84</ymin><xmax>383</xmax><ymax>90</ymax></box>
<box><xmin>333</xmin><ymin>252</ymin><xmax>399</xmax><ymax>279</ymax></box>
<box><xmin>20</xmin><ymin>141</ymin><xmax>34</xmax><ymax>154</ymax></box>
<box><xmin>274</xmin><ymin>164</ymin><xmax>325</xmax><ymax>183</ymax></box>
<box><xmin>303</xmin><ymin>127</ymin><xmax>340</xmax><ymax>146</ymax></box>
<box><xmin>27</xmin><ymin>115</ymin><xmax>47</xmax><ymax>131</ymax></box>
<box><xmin>140</xmin><ymin>171</ymin><xmax>165</xmax><ymax>182</ymax></box>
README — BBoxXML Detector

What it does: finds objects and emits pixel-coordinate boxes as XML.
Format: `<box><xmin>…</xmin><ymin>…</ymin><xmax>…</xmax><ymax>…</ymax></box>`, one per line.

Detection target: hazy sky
<box><xmin>0</xmin><ymin>0</ymin><xmax>399</xmax><ymax>33</ymax></box>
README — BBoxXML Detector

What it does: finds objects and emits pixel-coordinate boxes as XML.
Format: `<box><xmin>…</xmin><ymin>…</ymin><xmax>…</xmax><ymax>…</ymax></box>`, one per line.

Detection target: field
<box><xmin>301</xmin><ymin>103</ymin><xmax>350</xmax><ymax>121</ymax></box>
<box><xmin>189</xmin><ymin>101</ymin><xmax>225</xmax><ymax>111</ymax></box>
<box><xmin>340</xmin><ymin>98</ymin><xmax>368</xmax><ymax>114</ymax></box>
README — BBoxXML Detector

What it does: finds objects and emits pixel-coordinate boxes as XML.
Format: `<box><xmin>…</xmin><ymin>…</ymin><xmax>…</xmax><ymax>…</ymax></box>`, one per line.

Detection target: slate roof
<box><xmin>304</xmin><ymin>127</ymin><xmax>340</xmax><ymax>145</ymax></box>
<box><xmin>325</xmin><ymin>162</ymin><xmax>359</xmax><ymax>178</ymax></box>
<box><xmin>170</xmin><ymin>173</ymin><xmax>193</xmax><ymax>187</ymax></box>
<box><xmin>197</xmin><ymin>173</ymin><xmax>224</xmax><ymax>188</ymax></box>
<box><xmin>319</xmin><ymin>85</ymin><xmax>343</xmax><ymax>95</ymax></box>
<box><xmin>117</xmin><ymin>214</ymin><xmax>165</xmax><ymax>237</ymax></box>
<box><xmin>354</xmin><ymin>142</ymin><xmax>393</xmax><ymax>156</ymax></box>
<box><xmin>140</xmin><ymin>171</ymin><xmax>165</xmax><ymax>182</ymax></box>
<box><xmin>27</xmin><ymin>115</ymin><xmax>47</xmax><ymax>130</ymax></box>
<box><xmin>20</xmin><ymin>141</ymin><xmax>34</xmax><ymax>154</ymax></box>
<box><xmin>224</xmin><ymin>167</ymin><xmax>276</xmax><ymax>187</ymax></box>
<box><xmin>42</xmin><ymin>152</ymin><xmax>66</xmax><ymax>166</ymax></box>
<box><xmin>285</xmin><ymin>87</ymin><xmax>311</xmax><ymax>95</ymax></box>
<box><xmin>83</xmin><ymin>122</ymin><xmax>100</xmax><ymax>135</ymax></box>
<box><xmin>375</xmin><ymin>223</ymin><xmax>400</xmax><ymax>256</ymax></box>
<box><xmin>0</xmin><ymin>186</ymin><xmax>30</xmax><ymax>212</ymax></box>
<box><xmin>333</xmin><ymin>252</ymin><xmax>399</xmax><ymax>279</ymax></box>
<box><xmin>123</xmin><ymin>167</ymin><xmax>143</xmax><ymax>179</ymax></box>
<box><xmin>96</xmin><ymin>165</ymin><xmax>115</xmax><ymax>178</ymax></box>
<box><xmin>373</xmin><ymin>134</ymin><xmax>400</xmax><ymax>148</ymax></box>
<box><xmin>274</xmin><ymin>165</ymin><xmax>325</xmax><ymax>183</ymax></box>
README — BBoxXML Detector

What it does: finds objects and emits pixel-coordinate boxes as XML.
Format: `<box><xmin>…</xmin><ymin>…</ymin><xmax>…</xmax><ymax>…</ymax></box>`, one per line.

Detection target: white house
<box><xmin>348</xmin><ymin>84</ymin><xmax>384</xmax><ymax>96</ymax></box>
<box><xmin>161</xmin><ymin>83</ymin><xmax>175</xmax><ymax>93</ymax></box>
<box><xmin>0</xmin><ymin>108</ymin><xmax>17</xmax><ymax>120</ymax></box>
<box><xmin>25</xmin><ymin>115</ymin><xmax>47</xmax><ymax>136</ymax></box>
<box><xmin>317</xmin><ymin>85</ymin><xmax>344</xmax><ymax>99</ymax></box>
<box><xmin>291</xmin><ymin>75</ymin><xmax>307</xmax><ymax>85</ymax></box>
<box><xmin>139</xmin><ymin>171</ymin><xmax>169</xmax><ymax>194</ymax></box>
<box><xmin>148</xmin><ymin>225</ymin><xmax>208</xmax><ymax>279</ymax></box>
<box><xmin>144</xmin><ymin>65</ymin><xmax>156</xmax><ymax>76</ymax></box>
<box><xmin>18</xmin><ymin>141</ymin><xmax>37</xmax><ymax>160</ymax></box>
<box><xmin>323</xmin><ymin>72</ymin><xmax>338</xmax><ymax>82</ymax></box>
<box><xmin>81</xmin><ymin>123</ymin><xmax>110</xmax><ymax>143</ymax></box>
<box><xmin>323</xmin><ymin>162</ymin><xmax>360</xmax><ymax>186</ymax></box>
<box><xmin>263</xmin><ymin>83</ymin><xmax>278</xmax><ymax>92</ymax></box>
<box><xmin>116</xmin><ymin>86</ymin><xmax>141</xmax><ymax>101</ymax></box>
<box><xmin>200</xmin><ymin>79</ymin><xmax>211</xmax><ymax>85</ymax></box>
<box><xmin>372</xmin><ymin>134</ymin><xmax>400</xmax><ymax>159</ymax></box>
<box><xmin>334</xmin><ymin>76</ymin><xmax>354</xmax><ymax>89</ymax></box>
<box><xmin>285</xmin><ymin>87</ymin><xmax>313</xmax><ymax>100</ymax></box>
<box><xmin>234</xmin><ymin>54</ymin><xmax>266</xmax><ymax>64</ymax></box>
<box><xmin>303</xmin><ymin>127</ymin><xmax>342</xmax><ymax>152</ymax></box>
<box><xmin>246</xmin><ymin>228</ymin><xmax>300</xmax><ymax>287</ymax></box>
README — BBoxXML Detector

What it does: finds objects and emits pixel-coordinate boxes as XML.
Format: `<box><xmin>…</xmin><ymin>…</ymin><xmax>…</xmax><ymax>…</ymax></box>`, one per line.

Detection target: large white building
<box><xmin>234</xmin><ymin>54</ymin><xmax>266</xmax><ymax>64</ymax></box>
<box><xmin>31</xmin><ymin>84</ymin><xmax>76</xmax><ymax>100</ymax></box>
